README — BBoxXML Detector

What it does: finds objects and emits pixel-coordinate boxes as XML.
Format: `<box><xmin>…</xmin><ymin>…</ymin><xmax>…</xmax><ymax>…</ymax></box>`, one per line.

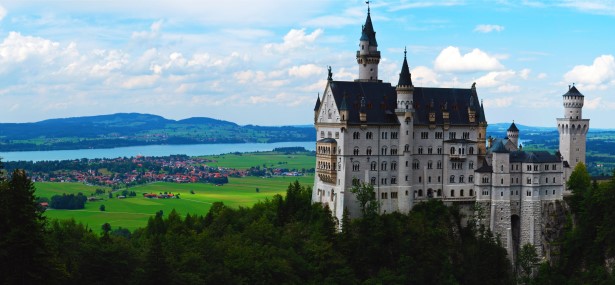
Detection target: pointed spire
<box><xmin>397</xmin><ymin>47</ymin><xmax>413</xmax><ymax>86</ymax></box>
<box><xmin>478</xmin><ymin>99</ymin><xmax>487</xmax><ymax>123</ymax></box>
<box><xmin>314</xmin><ymin>93</ymin><xmax>321</xmax><ymax>111</ymax></box>
<box><xmin>360</xmin><ymin>5</ymin><xmax>378</xmax><ymax>47</ymax></box>
<box><xmin>508</xmin><ymin>121</ymin><xmax>519</xmax><ymax>132</ymax></box>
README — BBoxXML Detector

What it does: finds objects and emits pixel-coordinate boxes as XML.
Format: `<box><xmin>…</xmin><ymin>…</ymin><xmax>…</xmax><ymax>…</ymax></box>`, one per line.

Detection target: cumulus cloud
<box><xmin>560</xmin><ymin>0</ymin><xmax>615</xmax><ymax>16</ymax></box>
<box><xmin>584</xmin><ymin>97</ymin><xmax>602</xmax><ymax>110</ymax></box>
<box><xmin>564</xmin><ymin>55</ymin><xmax>615</xmax><ymax>89</ymax></box>
<box><xmin>519</xmin><ymin>68</ymin><xmax>531</xmax><ymax>79</ymax></box>
<box><xmin>288</xmin><ymin>64</ymin><xmax>324</xmax><ymax>78</ymax></box>
<box><xmin>475</xmin><ymin>70</ymin><xmax>520</xmax><ymax>93</ymax></box>
<box><xmin>0</xmin><ymin>32</ymin><xmax>61</xmax><ymax>64</ymax></box>
<box><xmin>474</xmin><ymin>24</ymin><xmax>504</xmax><ymax>33</ymax></box>
<box><xmin>264</xmin><ymin>28</ymin><xmax>323</xmax><ymax>53</ymax></box>
<box><xmin>411</xmin><ymin>66</ymin><xmax>439</xmax><ymax>86</ymax></box>
<box><xmin>434</xmin><ymin>46</ymin><xmax>504</xmax><ymax>73</ymax></box>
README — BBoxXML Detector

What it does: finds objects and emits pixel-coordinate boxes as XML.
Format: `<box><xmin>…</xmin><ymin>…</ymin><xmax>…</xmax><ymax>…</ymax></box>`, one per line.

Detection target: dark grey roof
<box><xmin>328</xmin><ymin>80</ymin><xmax>481</xmax><ymax>126</ymax></box>
<box><xmin>475</xmin><ymin>158</ymin><xmax>492</xmax><ymax>173</ymax></box>
<box><xmin>340</xmin><ymin>95</ymin><xmax>349</xmax><ymax>111</ymax></box>
<box><xmin>509</xmin><ymin>151</ymin><xmax>561</xmax><ymax>163</ymax></box>
<box><xmin>563</xmin><ymin>85</ymin><xmax>584</xmax><ymax>97</ymax></box>
<box><xmin>413</xmin><ymin>87</ymin><xmax>480</xmax><ymax>125</ymax></box>
<box><xmin>360</xmin><ymin>11</ymin><xmax>378</xmax><ymax>47</ymax></box>
<box><xmin>477</xmin><ymin>101</ymin><xmax>487</xmax><ymax>124</ymax></box>
<box><xmin>318</xmin><ymin>138</ymin><xmax>337</xmax><ymax>143</ymax></box>
<box><xmin>491</xmin><ymin>140</ymin><xmax>509</xmax><ymax>153</ymax></box>
<box><xmin>398</xmin><ymin>51</ymin><xmax>412</xmax><ymax>86</ymax></box>
<box><xmin>507</xmin><ymin>122</ymin><xmax>519</xmax><ymax>132</ymax></box>
<box><xmin>329</xmin><ymin>80</ymin><xmax>399</xmax><ymax>125</ymax></box>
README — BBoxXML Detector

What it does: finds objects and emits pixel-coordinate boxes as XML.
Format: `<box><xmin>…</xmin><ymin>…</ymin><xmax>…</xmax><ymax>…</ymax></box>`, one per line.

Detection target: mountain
<box><xmin>0</xmin><ymin>113</ymin><xmax>315</xmax><ymax>151</ymax></box>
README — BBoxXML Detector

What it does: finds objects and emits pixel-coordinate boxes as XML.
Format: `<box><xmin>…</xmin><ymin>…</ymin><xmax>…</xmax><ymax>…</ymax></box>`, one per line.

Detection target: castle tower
<box><xmin>489</xmin><ymin>141</ymin><xmax>513</xmax><ymax>259</ymax></box>
<box><xmin>477</xmin><ymin>99</ymin><xmax>488</xmax><ymax>163</ymax></box>
<box><xmin>507</xmin><ymin>122</ymin><xmax>519</xmax><ymax>151</ymax></box>
<box><xmin>557</xmin><ymin>85</ymin><xmax>590</xmax><ymax>170</ymax></box>
<box><xmin>395</xmin><ymin>49</ymin><xmax>415</xmax><ymax>212</ymax></box>
<box><xmin>356</xmin><ymin>7</ymin><xmax>381</xmax><ymax>82</ymax></box>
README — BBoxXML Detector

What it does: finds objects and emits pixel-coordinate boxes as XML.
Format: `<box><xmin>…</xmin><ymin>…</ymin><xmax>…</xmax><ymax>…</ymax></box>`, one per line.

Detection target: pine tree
<box><xmin>0</xmin><ymin>169</ymin><xmax>65</xmax><ymax>284</ymax></box>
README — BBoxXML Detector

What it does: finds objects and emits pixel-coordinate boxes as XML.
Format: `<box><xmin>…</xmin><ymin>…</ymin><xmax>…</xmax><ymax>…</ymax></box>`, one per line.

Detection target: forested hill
<box><xmin>0</xmin><ymin>113</ymin><xmax>315</xmax><ymax>151</ymax></box>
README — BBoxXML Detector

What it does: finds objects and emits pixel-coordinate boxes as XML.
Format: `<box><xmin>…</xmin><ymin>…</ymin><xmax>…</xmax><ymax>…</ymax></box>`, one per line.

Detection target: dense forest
<box><xmin>4</xmin><ymin>160</ymin><xmax>615</xmax><ymax>284</ymax></box>
<box><xmin>0</xmin><ymin>161</ymin><xmax>514</xmax><ymax>284</ymax></box>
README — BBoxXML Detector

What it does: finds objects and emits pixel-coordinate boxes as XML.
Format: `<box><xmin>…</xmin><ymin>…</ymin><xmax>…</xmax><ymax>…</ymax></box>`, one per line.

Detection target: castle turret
<box><xmin>356</xmin><ymin>7</ymin><xmax>381</xmax><ymax>82</ymax></box>
<box><xmin>507</xmin><ymin>121</ymin><xmax>519</xmax><ymax>150</ymax></box>
<box><xmin>395</xmin><ymin>49</ymin><xmax>414</xmax><ymax>212</ymax></box>
<box><xmin>557</xmin><ymin>85</ymin><xmax>589</xmax><ymax>171</ymax></box>
<box><xmin>313</xmin><ymin>93</ymin><xmax>321</xmax><ymax>123</ymax></box>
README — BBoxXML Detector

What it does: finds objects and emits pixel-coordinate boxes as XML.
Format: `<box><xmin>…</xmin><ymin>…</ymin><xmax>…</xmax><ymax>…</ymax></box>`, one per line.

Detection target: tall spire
<box><xmin>360</xmin><ymin>5</ymin><xmax>377</xmax><ymax>47</ymax></box>
<box><xmin>314</xmin><ymin>93</ymin><xmax>321</xmax><ymax>111</ymax></box>
<box><xmin>398</xmin><ymin>47</ymin><xmax>413</xmax><ymax>86</ymax></box>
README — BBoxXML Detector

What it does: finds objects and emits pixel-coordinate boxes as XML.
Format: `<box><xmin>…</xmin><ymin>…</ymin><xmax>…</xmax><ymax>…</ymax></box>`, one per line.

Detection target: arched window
<box><xmin>450</xmin><ymin>175</ymin><xmax>455</xmax><ymax>183</ymax></box>
<box><xmin>460</xmin><ymin>189</ymin><xmax>464</xmax><ymax>196</ymax></box>
<box><xmin>418</xmin><ymin>189</ymin><xmax>423</xmax><ymax>197</ymax></box>
<box><xmin>450</xmin><ymin>147</ymin><xmax>456</xmax><ymax>154</ymax></box>
<box><xmin>450</xmin><ymin>190</ymin><xmax>455</xmax><ymax>197</ymax></box>
<box><xmin>370</xmin><ymin>177</ymin><xmax>376</xmax><ymax>185</ymax></box>
<box><xmin>459</xmin><ymin>175</ymin><xmax>464</xmax><ymax>183</ymax></box>
<box><xmin>469</xmin><ymin>147</ymin><xmax>474</xmax><ymax>155</ymax></box>
<box><xmin>469</xmin><ymin>189</ymin><xmax>474</xmax><ymax>196</ymax></box>
<box><xmin>366</xmin><ymin>147</ymin><xmax>372</xmax><ymax>156</ymax></box>
<box><xmin>353</xmin><ymin>147</ymin><xmax>359</xmax><ymax>155</ymax></box>
<box><xmin>381</xmin><ymin>161</ymin><xmax>387</xmax><ymax>171</ymax></box>
<box><xmin>371</xmin><ymin>161</ymin><xmax>377</xmax><ymax>171</ymax></box>
<box><xmin>404</xmin><ymin>144</ymin><xmax>410</xmax><ymax>152</ymax></box>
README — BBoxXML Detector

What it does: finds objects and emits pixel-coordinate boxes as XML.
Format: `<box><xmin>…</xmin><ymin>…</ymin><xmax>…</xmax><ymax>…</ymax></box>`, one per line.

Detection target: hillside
<box><xmin>0</xmin><ymin>113</ymin><xmax>315</xmax><ymax>151</ymax></box>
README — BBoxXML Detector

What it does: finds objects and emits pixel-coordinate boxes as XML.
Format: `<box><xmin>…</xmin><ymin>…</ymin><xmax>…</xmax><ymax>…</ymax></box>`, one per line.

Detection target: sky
<box><xmin>0</xmin><ymin>0</ymin><xmax>614</xmax><ymax>128</ymax></box>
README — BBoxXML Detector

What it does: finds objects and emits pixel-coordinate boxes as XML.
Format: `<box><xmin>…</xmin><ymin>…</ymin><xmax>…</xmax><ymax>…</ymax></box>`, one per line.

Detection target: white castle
<box><xmin>311</xmin><ymin>8</ymin><xmax>588</xmax><ymax>261</ymax></box>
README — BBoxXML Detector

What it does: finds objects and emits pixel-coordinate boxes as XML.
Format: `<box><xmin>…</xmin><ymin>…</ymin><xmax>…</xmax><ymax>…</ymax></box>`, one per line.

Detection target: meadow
<box><xmin>38</xmin><ymin>175</ymin><xmax>313</xmax><ymax>231</ymax></box>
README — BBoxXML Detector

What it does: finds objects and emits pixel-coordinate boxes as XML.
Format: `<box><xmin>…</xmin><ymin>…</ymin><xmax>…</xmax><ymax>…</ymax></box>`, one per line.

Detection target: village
<box><xmin>19</xmin><ymin>154</ymin><xmax>306</xmax><ymax>188</ymax></box>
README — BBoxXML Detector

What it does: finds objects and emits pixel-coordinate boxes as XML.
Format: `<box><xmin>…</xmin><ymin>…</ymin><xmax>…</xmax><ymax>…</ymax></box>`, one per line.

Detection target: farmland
<box><xmin>38</xmin><ymin>175</ymin><xmax>313</xmax><ymax>230</ymax></box>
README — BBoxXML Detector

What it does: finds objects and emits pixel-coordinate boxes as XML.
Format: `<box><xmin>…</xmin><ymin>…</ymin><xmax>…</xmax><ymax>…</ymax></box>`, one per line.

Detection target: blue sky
<box><xmin>0</xmin><ymin>1</ymin><xmax>614</xmax><ymax>128</ymax></box>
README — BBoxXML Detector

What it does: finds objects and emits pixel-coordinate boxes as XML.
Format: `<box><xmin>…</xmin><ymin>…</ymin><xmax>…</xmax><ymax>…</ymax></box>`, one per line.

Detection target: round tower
<box><xmin>356</xmin><ymin>7</ymin><xmax>381</xmax><ymax>82</ymax></box>
<box><xmin>507</xmin><ymin>121</ymin><xmax>519</xmax><ymax>150</ymax></box>
<box><xmin>557</xmin><ymin>84</ymin><xmax>590</xmax><ymax>172</ymax></box>
<box><xmin>395</xmin><ymin>49</ymin><xmax>414</xmax><ymax>212</ymax></box>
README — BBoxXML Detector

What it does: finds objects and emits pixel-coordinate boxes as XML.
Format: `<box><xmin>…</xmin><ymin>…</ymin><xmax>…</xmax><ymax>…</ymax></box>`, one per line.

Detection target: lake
<box><xmin>0</xmin><ymin>141</ymin><xmax>315</xmax><ymax>162</ymax></box>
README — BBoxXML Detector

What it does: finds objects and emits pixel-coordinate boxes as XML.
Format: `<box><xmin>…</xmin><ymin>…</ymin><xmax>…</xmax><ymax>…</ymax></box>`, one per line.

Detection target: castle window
<box><xmin>412</xmin><ymin>160</ymin><xmax>420</xmax><ymax>170</ymax></box>
<box><xmin>366</xmin><ymin>147</ymin><xmax>372</xmax><ymax>155</ymax></box>
<box><xmin>427</xmin><ymin>161</ymin><xmax>433</xmax><ymax>169</ymax></box>
<box><xmin>438</xmin><ymin>176</ymin><xmax>441</xmax><ymax>182</ymax></box>
<box><xmin>462</xmin><ymin>132</ymin><xmax>470</xmax><ymax>139</ymax></box>
<box><xmin>435</xmin><ymin>132</ymin><xmax>443</xmax><ymax>139</ymax></box>
<box><xmin>527</xmin><ymin>178</ymin><xmax>531</xmax><ymax>184</ymax></box>
<box><xmin>469</xmin><ymin>175</ymin><xmax>474</xmax><ymax>183</ymax></box>
<box><xmin>353</xmin><ymin>147</ymin><xmax>359</xmax><ymax>155</ymax></box>
<box><xmin>406</xmin><ymin>161</ymin><xmax>409</xmax><ymax>167</ymax></box>
<box><xmin>381</xmin><ymin>162</ymin><xmax>387</xmax><ymax>171</ymax></box>
<box><xmin>437</xmin><ymin>189</ymin><xmax>442</xmax><ymax>196</ymax></box>
<box><xmin>449</xmin><ymin>132</ymin><xmax>457</xmax><ymax>139</ymax></box>
<box><xmin>320</xmin><ymin>131</ymin><xmax>324</xmax><ymax>138</ymax></box>
<box><xmin>545</xmin><ymin>177</ymin><xmax>548</xmax><ymax>183</ymax></box>
<box><xmin>335</xmin><ymin>132</ymin><xmax>339</xmax><ymax>139</ymax></box>
<box><xmin>391</xmin><ymin>177</ymin><xmax>397</xmax><ymax>184</ymax></box>
<box><xmin>366</xmin><ymin>132</ymin><xmax>373</xmax><ymax>139</ymax></box>
<box><xmin>450</xmin><ymin>190</ymin><xmax>455</xmax><ymax>197</ymax></box>
<box><xmin>552</xmin><ymin>164</ymin><xmax>557</xmax><ymax>170</ymax></box>
<box><xmin>460</xmin><ymin>175</ymin><xmax>464</xmax><ymax>183</ymax></box>
<box><xmin>381</xmin><ymin>132</ymin><xmax>388</xmax><ymax>139</ymax></box>
<box><xmin>404</xmin><ymin>144</ymin><xmax>410</xmax><ymax>152</ymax></box>
<box><xmin>371</xmin><ymin>161</ymin><xmax>377</xmax><ymax>171</ymax></box>
<box><xmin>437</xmin><ymin>160</ymin><xmax>442</xmax><ymax>169</ymax></box>
<box><xmin>391</xmin><ymin>192</ymin><xmax>398</xmax><ymax>199</ymax></box>
<box><xmin>553</xmin><ymin>177</ymin><xmax>555</xmax><ymax>183</ymax></box>
<box><xmin>419</xmin><ymin>176</ymin><xmax>422</xmax><ymax>183</ymax></box>
<box><xmin>469</xmin><ymin>147</ymin><xmax>474</xmax><ymax>155</ymax></box>
<box><xmin>381</xmin><ymin>192</ymin><xmax>388</xmax><ymax>199</ymax></box>
<box><xmin>328</xmin><ymin>131</ymin><xmax>332</xmax><ymax>138</ymax></box>
<box><xmin>469</xmin><ymin>189</ymin><xmax>474</xmax><ymax>196</ymax></box>
<box><xmin>352</xmin><ymin>162</ymin><xmax>360</xmax><ymax>171</ymax></box>
<box><xmin>428</xmin><ymin>147</ymin><xmax>433</xmax><ymax>154</ymax></box>
<box><xmin>469</xmin><ymin>161</ymin><xmax>474</xmax><ymax>169</ymax></box>
<box><xmin>437</xmin><ymin>147</ymin><xmax>442</xmax><ymax>154</ymax></box>
<box><xmin>460</xmin><ymin>189</ymin><xmax>464</xmax><ymax>196</ymax></box>
<box><xmin>417</xmin><ymin>189</ymin><xmax>423</xmax><ymax>197</ymax></box>
<box><xmin>381</xmin><ymin>146</ymin><xmax>388</xmax><ymax>155</ymax></box>
<box><xmin>450</xmin><ymin>175</ymin><xmax>455</xmax><ymax>183</ymax></box>
<box><xmin>501</xmin><ymin>165</ymin><xmax>504</xmax><ymax>172</ymax></box>
<box><xmin>418</xmin><ymin>147</ymin><xmax>423</xmax><ymax>154</ymax></box>
<box><xmin>501</xmin><ymin>178</ymin><xmax>504</xmax><ymax>185</ymax></box>
<box><xmin>390</xmin><ymin>148</ymin><xmax>398</xmax><ymax>155</ymax></box>
<box><xmin>545</xmin><ymin>164</ymin><xmax>549</xmax><ymax>171</ymax></box>
<box><xmin>450</xmin><ymin>147</ymin><xmax>456</xmax><ymax>155</ymax></box>
<box><xmin>405</xmin><ymin>175</ymin><xmax>408</xmax><ymax>181</ymax></box>
<box><xmin>428</xmin><ymin>176</ymin><xmax>432</xmax><ymax>183</ymax></box>
<box><xmin>391</xmin><ymin>132</ymin><xmax>398</xmax><ymax>139</ymax></box>
<box><xmin>391</xmin><ymin>161</ymin><xmax>397</xmax><ymax>170</ymax></box>
<box><xmin>421</xmin><ymin>132</ymin><xmax>428</xmax><ymax>139</ymax></box>
<box><xmin>527</xmin><ymin>165</ymin><xmax>531</xmax><ymax>171</ymax></box>
<box><xmin>534</xmin><ymin>165</ymin><xmax>538</xmax><ymax>171</ymax></box>
<box><xmin>371</xmin><ymin>177</ymin><xmax>376</xmax><ymax>185</ymax></box>
<box><xmin>553</xmin><ymin>190</ymin><xmax>555</xmax><ymax>195</ymax></box>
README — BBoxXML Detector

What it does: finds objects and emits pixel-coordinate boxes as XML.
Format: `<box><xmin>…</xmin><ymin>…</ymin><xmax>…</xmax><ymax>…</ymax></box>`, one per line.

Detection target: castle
<box><xmin>311</xmin><ymin>8</ymin><xmax>589</xmax><ymax>261</ymax></box>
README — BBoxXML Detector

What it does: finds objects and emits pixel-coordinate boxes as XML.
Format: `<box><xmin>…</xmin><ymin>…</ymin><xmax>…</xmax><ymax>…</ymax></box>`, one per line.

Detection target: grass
<box><xmin>37</xmin><ymin>175</ymin><xmax>314</xmax><ymax>231</ymax></box>
<box><xmin>200</xmin><ymin>151</ymin><xmax>315</xmax><ymax>170</ymax></box>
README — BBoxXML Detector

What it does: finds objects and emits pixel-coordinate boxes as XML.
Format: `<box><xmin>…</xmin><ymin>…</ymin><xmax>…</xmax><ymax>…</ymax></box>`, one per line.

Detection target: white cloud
<box><xmin>121</xmin><ymin>75</ymin><xmax>159</xmax><ymax>89</ymax></box>
<box><xmin>475</xmin><ymin>70</ymin><xmax>520</xmax><ymax>93</ymax></box>
<box><xmin>585</xmin><ymin>97</ymin><xmax>602</xmax><ymax>110</ymax></box>
<box><xmin>264</xmin><ymin>28</ymin><xmax>323</xmax><ymax>53</ymax></box>
<box><xmin>484</xmin><ymin>97</ymin><xmax>513</xmax><ymax>108</ymax></box>
<box><xmin>519</xmin><ymin>68</ymin><xmax>531</xmax><ymax>79</ymax></box>
<box><xmin>131</xmin><ymin>20</ymin><xmax>163</xmax><ymax>40</ymax></box>
<box><xmin>390</xmin><ymin>1</ymin><xmax>464</xmax><ymax>11</ymax></box>
<box><xmin>564</xmin><ymin>55</ymin><xmax>615</xmax><ymax>89</ymax></box>
<box><xmin>560</xmin><ymin>0</ymin><xmax>615</xmax><ymax>16</ymax></box>
<box><xmin>537</xmin><ymin>73</ymin><xmax>547</xmax><ymax>79</ymax></box>
<box><xmin>0</xmin><ymin>4</ymin><xmax>6</xmax><ymax>21</ymax></box>
<box><xmin>411</xmin><ymin>66</ymin><xmax>439</xmax><ymax>86</ymax></box>
<box><xmin>434</xmin><ymin>46</ymin><xmax>504</xmax><ymax>73</ymax></box>
<box><xmin>474</xmin><ymin>24</ymin><xmax>504</xmax><ymax>33</ymax></box>
<box><xmin>0</xmin><ymin>32</ymin><xmax>60</xmax><ymax>64</ymax></box>
<box><xmin>288</xmin><ymin>64</ymin><xmax>324</xmax><ymax>78</ymax></box>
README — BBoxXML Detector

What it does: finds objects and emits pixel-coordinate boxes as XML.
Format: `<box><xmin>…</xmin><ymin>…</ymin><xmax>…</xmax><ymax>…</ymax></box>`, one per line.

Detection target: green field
<box><xmin>200</xmin><ymin>151</ymin><xmax>315</xmax><ymax>170</ymax></box>
<box><xmin>37</xmin><ymin>175</ymin><xmax>314</xmax><ymax>231</ymax></box>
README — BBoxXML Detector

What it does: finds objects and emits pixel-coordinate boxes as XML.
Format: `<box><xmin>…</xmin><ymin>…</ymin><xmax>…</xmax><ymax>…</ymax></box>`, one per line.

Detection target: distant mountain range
<box><xmin>0</xmin><ymin>113</ymin><xmax>315</xmax><ymax>152</ymax></box>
